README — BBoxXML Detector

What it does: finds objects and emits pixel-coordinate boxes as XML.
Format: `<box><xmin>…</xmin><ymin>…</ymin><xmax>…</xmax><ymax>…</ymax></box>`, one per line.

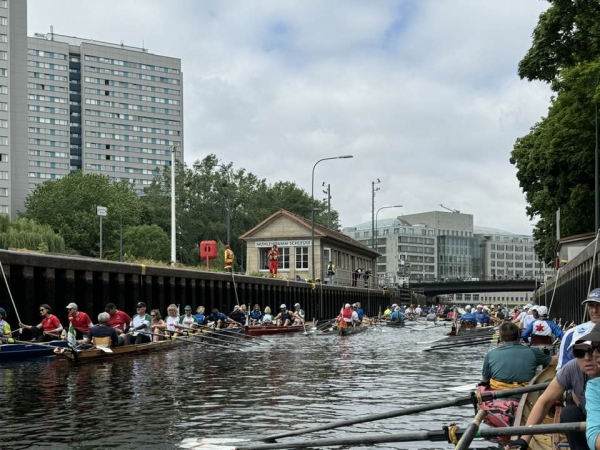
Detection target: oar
<box><xmin>230</xmin><ymin>422</ymin><xmax>586</xmax><ymax>450</ymax></box>
<box><xmin>178</xmin><ymin>324</ymin><xmax>264</xmax><ymax>346</ymax></box>
<box><xmin>3</xmin><ymin>338</ymin><xmax>66</xmax><ymax>349</ymax></box>
<box><xmin>259</xmin><ymin>382</ymin><xmax>551</xmax><ymax>442</ymax></box>
<box><xmin>146</xmin><ymin>330</ymin><xmax>239</xmax><ymax>350</ymax></box>
<box><xmin>454</xmin><ymin>409</ymin><xmax>486</xmax><ymax>450</ymax></box>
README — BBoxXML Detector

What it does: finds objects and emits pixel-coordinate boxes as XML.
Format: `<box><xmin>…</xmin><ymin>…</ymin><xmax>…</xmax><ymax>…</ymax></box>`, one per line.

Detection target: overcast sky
<box><xmin>28</xmin><ymin>0</ymin><xmax>551</xmax><ymax>235</ymax></box>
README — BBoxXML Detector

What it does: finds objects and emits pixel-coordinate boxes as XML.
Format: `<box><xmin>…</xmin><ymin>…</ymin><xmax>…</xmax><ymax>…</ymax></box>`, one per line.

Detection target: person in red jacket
<box><xmin>62</xmin><ymin>302</ymin><xmax>93</xmax><ymax>340</ymax></box>
<box><xmin>267</xmin><ymin>244</ymin><xmax>280</xmax><ymax>278</ymax></box>
<box><xmin>20</xmin><ymin>304</ymin><xmax>63</xmax><ymax>342</ymax></box>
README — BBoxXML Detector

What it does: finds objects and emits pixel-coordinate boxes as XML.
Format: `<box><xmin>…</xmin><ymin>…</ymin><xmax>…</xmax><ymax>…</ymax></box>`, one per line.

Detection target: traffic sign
<box><xmin>97</xmin><ymin>206</ymin><xmax>107</xmax><ymax>217</ymax></box>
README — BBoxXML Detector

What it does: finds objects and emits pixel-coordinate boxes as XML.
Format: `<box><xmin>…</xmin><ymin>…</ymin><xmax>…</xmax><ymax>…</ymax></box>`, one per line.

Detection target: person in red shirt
<box><xmin>267</xmin><ymin>244</ymin><xmax>280</xmax><ymax>278</ymax></box>
<box><xmin>20</xmin><ymin>304</ymin><xmax>63</xmax><ymax>342</ymax></box>
<box><xmin>105</xmin><ymin>303</ymin><xmax>131</xmax><ymax>340</ymax></box>
<box><xmin>64</xmin><ymin>302</ymin><xmax>92</xmax><ymax>340</ymax></box>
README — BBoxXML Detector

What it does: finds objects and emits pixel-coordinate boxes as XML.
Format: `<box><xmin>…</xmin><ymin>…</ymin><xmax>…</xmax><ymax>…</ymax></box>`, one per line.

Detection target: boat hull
<box><xmin>338</xmin><ymin>325</ymin><xmax>368</xmax><ymax>336</ymax></box>
<box><xmin>245</xmin><ymin>325</ymin><xmax>305</xmax><ymax>336</ymax></box>
<box><xmin>55</xmin><ymin>339</ymin><xmax>179</xmax><ymax>363</ymax></box>
<box><xmin>0</xmin><ymin>340</ymin><xmax>69</xmax><ymax>362</ymax></box>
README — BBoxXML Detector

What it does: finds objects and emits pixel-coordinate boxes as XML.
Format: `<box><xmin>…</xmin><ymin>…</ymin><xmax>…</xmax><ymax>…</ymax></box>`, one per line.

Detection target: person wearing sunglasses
<box><xmin>507</xmin><ymin>323</ymin><xmax>600</xmax><ymax>450</ymax></box>
<box><xmin>19</xmin><ymin>304</ymin><xmax>63</xmax><ymax>342</ymax></box>
<box><xmin>582</xmin><ymin>324</ymin><xmax>600</xmax><ymax>450</ymax></box>
<box><xmin>556</xmin><ymin>288</ymin><xmax>600</xmax><ymax>371</ymax></box>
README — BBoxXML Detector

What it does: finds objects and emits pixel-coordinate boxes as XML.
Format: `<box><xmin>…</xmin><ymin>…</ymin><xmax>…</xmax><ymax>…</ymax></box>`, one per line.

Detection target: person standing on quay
<box><xmin>326</xmin><ymin>261</ymin><xmax>335</xmax><ymax>285</ymax></box>
<box><xmin>224</xmin><ymin>244</ymin><xmax>234</xmax><ymax>273</ymax></box>
<box><xmin>268</xmin><ymin>244</ymin><xmax>280</xmax><ymax>278</ymax></box>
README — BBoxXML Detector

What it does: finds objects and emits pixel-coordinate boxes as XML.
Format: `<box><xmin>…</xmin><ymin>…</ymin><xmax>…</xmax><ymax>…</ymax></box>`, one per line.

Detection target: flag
<box><xmin>67</xmin><ymin>322</ymin><xmax>77</xmax><ymax>349</ymax></box>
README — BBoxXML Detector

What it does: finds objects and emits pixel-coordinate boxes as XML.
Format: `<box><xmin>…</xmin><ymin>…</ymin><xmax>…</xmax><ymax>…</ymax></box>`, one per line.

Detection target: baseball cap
<box><xmin>184</xmin><ymin>305</ymin><xmax>192</xmax><ymax>311</ymax></box>
<box><xmin>280</xmin><ymin>304</ymin><xmax>286</xmax><ymax>309</ymax></box>
<box><xmin>582</xmin><ymin>288</ymin><xmax>600</xmax><ymax>305</ymax></box>
<box><xmin>233</xmin><ymin>305</ymin><xmax>240</xmax><ymax>310</ymax></box>
<box><xmin>345</xmin><ymin>303</ymin><xmax>351</xmax><ymax>307</ymax></box>
<box><xmin>294</xmin><ymin>303</ymin><xmax>300</xmax><ymax>307</ymax></box>
<box><xmin>66</xmin><ymin>303</ymin><xmax>78</xmax><ymax>309</ymax></box>
<box><xmin>575</xmin><ymin>323</ymin><xmax>600</xmax><ymax>345</ymax></box>
<box><xmin>136</xmin><ymin>302</ymin><xmax>146</xmax><ymax>308</ymax></box>
<box><xmin>524</xmin><ymin>304</ymin><xmax>532</xmax><ymax>309</ymax></box>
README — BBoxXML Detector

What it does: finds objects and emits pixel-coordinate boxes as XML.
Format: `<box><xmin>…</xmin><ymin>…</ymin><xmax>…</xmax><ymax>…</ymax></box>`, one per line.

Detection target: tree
<box><xmin>23</xmin><ymin>172</ymin><xmax>143</xmax><ymax>257</ymax></box>
<box><xmin>518</xmin><ymin>0</ymin><xmax>600</xmax><ymax>83</ymax></box>
<box><xmin>123</xmin><ymin>225</ymin><xmax>170</xmax><ymax>261</ymax></box>
<box><xmin>0</xmin><ymin>215</ymin><xmax>65</xmax><ymax>253</ymax></box>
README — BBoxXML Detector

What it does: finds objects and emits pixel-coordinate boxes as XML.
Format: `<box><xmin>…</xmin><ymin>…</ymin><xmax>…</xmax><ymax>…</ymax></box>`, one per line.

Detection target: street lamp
<box><xmin>371</xmin><ymin>179</ymin><xmax>381</xmax><ymax>249</ymax></box>
<box><xmin>311</xmin><ymin>155</ymin><xmax>353</xmax><ymax>282</ymax></box>
<box><xmin>170</xmin><ymin>145</ymin><xmax>178</xmax><ymax>266</ymax></box>
<box><xmin>375</xmin><ymin>205</ymin><xmax>403</xmax><ymax>240</ymax></box>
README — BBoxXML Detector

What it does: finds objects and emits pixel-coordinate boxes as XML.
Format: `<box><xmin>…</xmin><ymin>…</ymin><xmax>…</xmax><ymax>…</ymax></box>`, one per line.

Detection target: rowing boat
<box><xmin>245</xmin><ymin>324</ymin><xmax>304</xmax><ymax>336</ymax></box>
<box><xmin>385</xmin><ymin>320</ymin><xmax>405</xmax><ymax>328</ymax></box>
<box><xmin>512</xmin><ymin>363</ymin><xmax>557</xmax><ymax>450</ymax></box>
<box><xmin>337</xmin><ymin>324</ymin><xmax>368</xmax><ymax>336</ymax></box>
<box><xmin>0</xmin><ymin>340</ymin><xmax>69</xmax><ymax>362</ymax></box>
<box><xmin>54</xmin><ymin>339</ymin><xmax>179</xmax><ymax>363</ymax></box>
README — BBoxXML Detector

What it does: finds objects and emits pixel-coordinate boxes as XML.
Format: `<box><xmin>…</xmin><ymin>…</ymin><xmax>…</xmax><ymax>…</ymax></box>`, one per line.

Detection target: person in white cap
<box><xmin>520</xmin><ymin>304</ymin><xmax>537</xmax><ymax>331</ymax></box>
<box><xmin>474</xmin><ymin>305</ymin><xmax>490</xmax><ymax>326</ymax></box>
<box><xmin>557</xmin><ymin>288</ymin><xmax>600</xmax><ymax>371</ymax></box>
<box><xmin>339</xmin><ymin>303</ymin><xmax>354</xmax><ymax>324</ymax></box>
<box><xmin>64</xmin><ymin>302</ymin><xmax>92</xmax><ymax>340</ymax></box>
<box><xmin>274</xmin><ymin>304</ymin><xmax>292</xmax><ymax>326</ymax></box>
<box><xmin>292</xmin><ymin>303</ymin><xmax>305</xmax><ymax>325</ymax></box>
<box><xmin>522</xmin><ymin>305</ymin><xmax>563</xmax><ymax>343</ymax></box>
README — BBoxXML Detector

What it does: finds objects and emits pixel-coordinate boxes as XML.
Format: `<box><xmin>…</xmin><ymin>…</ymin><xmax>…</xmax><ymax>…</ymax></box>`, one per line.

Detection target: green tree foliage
<box><xmin>0</xmin><ymin>215</ymin><xmax>65</xmax><ymax>252</ymax></box>
<box><xmin>518</xmin><ymin>0</ymin><xmax>600</xmax><ymax>83</ymax></box>
<box><xmin>123</xmin><ymin>224</ymin><xmax>170</xmax><ymax>261</ymax></box>
<box><xmin>24</xmin><ymin>172</ymin><xmax>142</xmax><ymax>257</ymax></box>
<box><xmin>512</xmin><ymin>1</ymin><xmax>600</xmax><ymax>261</ymax></box>
<box><xmin>141</xmin><ymin>154</ymin><xmax>339</xmax><ymax>268</ymax></box>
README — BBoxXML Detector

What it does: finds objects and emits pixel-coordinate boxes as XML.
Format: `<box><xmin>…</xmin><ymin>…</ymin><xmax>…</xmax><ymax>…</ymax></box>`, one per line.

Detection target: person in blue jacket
<box><xmin>356</xmin><ymin>302</ymin><xmax>365</xmax><ymax>321</ymax></box>
<box><xmin>390</xmin><ymin>306</ymin><xmax>404</xmax><ymax>322</ymax></box>
<box><xmin>460</xmin><ymin>305</ymin><xmax>477</xmax><ymax>326</ymax></box>
<box><xmin>522</xmin><ymin>306</ymin><xmax>563</xmax><ymax>342</ymax></box>
<box><xmin>207</xmin><ymin>308</ymin><xmax>230</xmax><ymax>329</ymax></box>
<box><xmin>474</xmin><ymin>305</ymin><xmax>490</xmax><ymax>325</ymax></box>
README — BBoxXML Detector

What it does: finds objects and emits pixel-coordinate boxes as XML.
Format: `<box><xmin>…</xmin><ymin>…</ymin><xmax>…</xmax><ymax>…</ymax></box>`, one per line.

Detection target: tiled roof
<box><xmin>240</xmin><ymin>209</ymin><xmax>380</xmax><ymax>257</ymax></box>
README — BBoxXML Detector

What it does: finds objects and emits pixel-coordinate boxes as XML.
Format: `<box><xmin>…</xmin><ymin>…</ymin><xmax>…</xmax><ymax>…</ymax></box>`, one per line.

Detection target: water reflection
<box><xmin>0</xmin><ymin>324</ymin><xmax>491</xmax><ymax>449</ymax></box>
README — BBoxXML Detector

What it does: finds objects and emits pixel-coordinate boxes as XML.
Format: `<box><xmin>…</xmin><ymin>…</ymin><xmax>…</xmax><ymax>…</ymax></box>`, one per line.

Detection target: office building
<box><xmin>0</xmin><ymin>0</ymin><xmax>183</xmax><ymax>216</ymax></box>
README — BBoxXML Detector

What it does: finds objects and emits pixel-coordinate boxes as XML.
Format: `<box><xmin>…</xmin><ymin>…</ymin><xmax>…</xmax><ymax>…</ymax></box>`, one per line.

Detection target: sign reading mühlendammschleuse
<box><xmin>255</xmin><ymin>240</ymin><xmax>311</xmax><ymax>248</ymax></box>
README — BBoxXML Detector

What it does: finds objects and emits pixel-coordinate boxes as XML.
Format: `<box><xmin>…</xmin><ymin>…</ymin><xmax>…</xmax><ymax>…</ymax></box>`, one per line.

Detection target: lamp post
<box><xmin>311</xmin><ymin>155</ymin><xmax>353</xmax><ymax>282</ymax></box>
<box><xmin>170</xmin><ymin>145</ymin><xmax>178</xmax><ymax>266</ymax></box>
<box><xmin>371</xmin><ymin>179</ymin><xmax>381</xmax><ymax>249</ymax></box>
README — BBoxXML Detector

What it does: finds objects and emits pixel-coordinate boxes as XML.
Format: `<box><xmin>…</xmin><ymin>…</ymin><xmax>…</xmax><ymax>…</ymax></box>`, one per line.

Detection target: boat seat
<box><xmin>530</xmin><ymin>335</ymin><xmax>553</xmax><ymax>346</ymax></box>
<box><xmin>92</xmin><ymin>336</ymin><xmax>112</xmax><ymax>348</ymax></box>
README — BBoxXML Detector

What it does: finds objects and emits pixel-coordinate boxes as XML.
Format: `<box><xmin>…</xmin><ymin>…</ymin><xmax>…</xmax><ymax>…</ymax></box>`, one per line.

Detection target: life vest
<box><xmin>224</xmin><ymin>249</ymin><xmax>234</xmax><ymax>264</ymax></box>
<box><xmin>341</xmin><ymin>308</ymin><xmax>352</xmax><ymax>321</ymax></box>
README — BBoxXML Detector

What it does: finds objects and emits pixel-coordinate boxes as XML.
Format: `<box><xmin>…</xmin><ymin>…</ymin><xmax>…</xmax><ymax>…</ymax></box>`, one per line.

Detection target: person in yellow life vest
<box><xmin>267</xmin><ymin>244</ymin><xmax>279</xmax><ymax>278</ymax></box>
<box><xmin>326</xmin><ymin>261</ymin><xmax>335</xmax><ymax>285</ymax></box>
<box><xmin>224</xmin><ymin>244</ymin><xmax>234</xmax><ymax>272</ymax></box>
<box><xmin>0</xmin><ymin>307</ymin><xmax>14</xmax><ymax>344</ymax></box>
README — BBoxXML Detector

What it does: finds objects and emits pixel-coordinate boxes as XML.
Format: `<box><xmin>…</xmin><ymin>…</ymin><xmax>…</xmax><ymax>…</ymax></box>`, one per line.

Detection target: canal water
<box><xmin>0</xmin><ymin>323</ymin><xmax>491</xmax><ymax>450</ymax></box>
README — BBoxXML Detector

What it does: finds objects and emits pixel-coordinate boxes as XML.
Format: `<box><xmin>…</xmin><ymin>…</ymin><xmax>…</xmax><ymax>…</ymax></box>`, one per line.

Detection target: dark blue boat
<box><xmin>0</xmin><ymin>340</ymin><xmax>69</xmax><ymax>362</ymax></box>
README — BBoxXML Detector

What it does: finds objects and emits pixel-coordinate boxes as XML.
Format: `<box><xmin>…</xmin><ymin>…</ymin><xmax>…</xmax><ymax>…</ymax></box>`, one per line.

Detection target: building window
<box><xmin>0</xmin><ymin>170</ymin><xmax>7</xmax><ymax>179</ymax></box>
<box><xmin>259</xmin><ymin>247</ymin><xmax>290</xmax><ymax>271</ymax></box>
<box><xmin>0</xmin><ymin>188</ymin><xmax>7</xmax><ymax>197</ymax></box>
<box><xmin>295</xmin><ymin>247</ymin><xmax>309</xmax><ymax>270</ymax></box>
<box><xmin>0</xmin><ymin>17</ymin><xmax>6</xmax><ymax>26</ymax></box>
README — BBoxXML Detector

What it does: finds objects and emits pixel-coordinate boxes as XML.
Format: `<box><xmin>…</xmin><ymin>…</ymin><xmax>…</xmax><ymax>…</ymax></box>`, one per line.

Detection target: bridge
<box><xmin>409</xmin><ymin>279</ymin><xmax>537</xmax><ymax>296</ymax></box>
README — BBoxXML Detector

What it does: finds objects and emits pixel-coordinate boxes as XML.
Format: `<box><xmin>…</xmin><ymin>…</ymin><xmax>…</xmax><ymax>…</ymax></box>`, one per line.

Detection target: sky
<box><xmin>28</xmin><ymin>0</ymin><xmax>552</xmax><ymax>235</ymax></box>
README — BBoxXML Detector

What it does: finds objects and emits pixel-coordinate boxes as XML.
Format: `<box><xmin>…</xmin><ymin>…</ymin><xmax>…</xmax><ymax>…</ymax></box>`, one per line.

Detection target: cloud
<box><xmin>28</xmin><ymin>0</ymin><xmax>551</xmax><ymax>235</ymax></box>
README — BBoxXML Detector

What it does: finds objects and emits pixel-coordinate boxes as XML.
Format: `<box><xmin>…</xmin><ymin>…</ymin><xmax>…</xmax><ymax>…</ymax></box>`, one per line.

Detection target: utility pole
<box><xmin>322</xmin><ymin>182</ymin><xmax>331</xmax><ymax>229</ymax></box>
<box><xmin>371</xmin><ymin>179</ymin><xmax>380</xmax><ymax>249</ymax></box>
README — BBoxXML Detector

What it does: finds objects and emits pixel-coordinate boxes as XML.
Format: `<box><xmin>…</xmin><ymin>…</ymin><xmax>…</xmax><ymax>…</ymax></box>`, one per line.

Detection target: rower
<box><xmin>474</xmin><ymin>305</ymin><xmax>490</xmax><ymax>326</ymax></box>
<box><xmin>355</xmin><ymin>302</ymin><xmax>365</xmax><ymax>321</ymax></box>
<box><xmin>20</xmin><ymin>304</ymin><xmax>63</xmax><ymax>342</ymax></box>
<box><xmin>249</xmin><ymin>304</ymin><xmax>262</xmax><ymax>325</ymax></box>
<box><xmin>521</xmin><ymin>305</ymin><xmax>563</xmax><ymax>345</ymax></box>
<box><xmin>390</xmin><ymin>306</ymin><xmax>404</xmax><ymax>322</ymax></box>
<box><xmin>150</xmin><ymin>309</ymin><xmax>167</xmax><ymax>341</ymax></box>
<box><xmin>460</xmin><ymin>305</ymin><xmax>477</xmax><ymax>328</ymax></box>
<box><xmin>481</xmin><ymin>322</ymin><xmax>552</xmax><ymax>390</ymax></box>
<box><xmin>274</xmin><ymin>304</ymin><xmax>292</xmax><ymax>327</ymax></box>
<box><xmin>0</xmin><ymin>307</ymin><xmax>13</xmax><ymax>343</ymax></box>
<box><xmin>292</xmin><ymin>303</ymin><xmax>305</xmax><ymax>325</ymax></box>
<box><xmin>339</xmin><ymin>303</ymin><xmax>353</xmax><ymax>325</ymax></box>
<box><xmin>194</xmin><ymin>306</ymin><xmax>207</xmax><ymax>326</ymax></box>
<box><xmin>165</xmin><ymin>304</ymin><xmax>181</xmax><ymax>337</ymax></box>
<box><xmin>383</xmin><ymin>305</ymin><xmax>393</xmax><ymax>319</ymax></box>
<box><xmin>207</xmin><ymin>308</ymin><xmax>229</xmax><ymax>329</ymax></box>
<box><xmin>83</xmin><ymin>312</ymin><xmax>123</xmax><ymax>347</ymax></box>
<box><xmin>583</xmin><ymin>324</ymin><xmax>600</xmax><ymax>450</ymax></box>
<box><xmin>415</xmin><ymin>305</ymin><xmax>422</xmax><ymax>316</ymax></box>
<box><xmin>228</xmin><ymin>305</ymin><xmax>246</xmax><ymax>328</ymax></box>
<box><xmin>64</xmin><ymin>303</ymin><xmax>92</xmax><ymax>340</ymax></box>
<box><xmin>130</xmin><ymin>302</ymin><xmax>152</xmax><ymax>345</ymax></box>
<box><xmin>520</xmin><ymin>304</ymin><xmax>537</xmax><ymax>331</ymax></box>
<box><xmin>105</xmin><ymin>303</ymin><xmax>132</xmax><ymax>339</ymax></box>
<box><xmin>508</xmin><ymin>323</ymin><xmax>600</xmax><ymax>450</ymax></box>
<box><xmin>556</xmin><ymin>288</ymin><xmax>600</xmax><ymax>371</ymax></box>
<box><xmin>180</xmin><ymin>305</ymin><xmax>198</xmax><ymax>331</ymax></box>
<box><xmin>261</xmin><ymin>306</ymin><xmax>273</xmax><ymax>325</ymax></box>
<box><xmin>404</xmin><ymin>304</ymin><xmax>416</xmax><ymax>318</ymax></box>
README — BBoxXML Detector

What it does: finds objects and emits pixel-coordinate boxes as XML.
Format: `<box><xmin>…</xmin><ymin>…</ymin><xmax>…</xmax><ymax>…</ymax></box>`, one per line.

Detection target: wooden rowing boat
<box><xmin>245</xmin><ymin>324</ymin><xmax>304</xmax><ymax>336</ymax></box>
<box><xmin>384</xmin><ymin>320</ymin><xmax>405</xmax><ymax>328</ymax></box>
<box><xmin>0</xmin><ymin>340</ymin><xmax>69</xmax><ymax>362</ymax></box>
<box><xmin>337</xmin><ymin>324</ymin><xmax>368</xmax><ymax>336</ymax></box>
<box><xmin>54</xmin><ymin>339</ymin><xmax>179</xmax><ymax>363</ymax></box>
<box><xmin>511</xmin><ymin>363</ymin><xmax>557</xmax><ymax>450</ymax></box>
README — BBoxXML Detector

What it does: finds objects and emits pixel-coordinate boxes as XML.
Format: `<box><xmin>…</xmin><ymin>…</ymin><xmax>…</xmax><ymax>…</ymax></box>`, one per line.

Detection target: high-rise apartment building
<box><xmin>0</xmin><ymin>1</ymin><xmax>183</xmax><ymax>217</ymax></box>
